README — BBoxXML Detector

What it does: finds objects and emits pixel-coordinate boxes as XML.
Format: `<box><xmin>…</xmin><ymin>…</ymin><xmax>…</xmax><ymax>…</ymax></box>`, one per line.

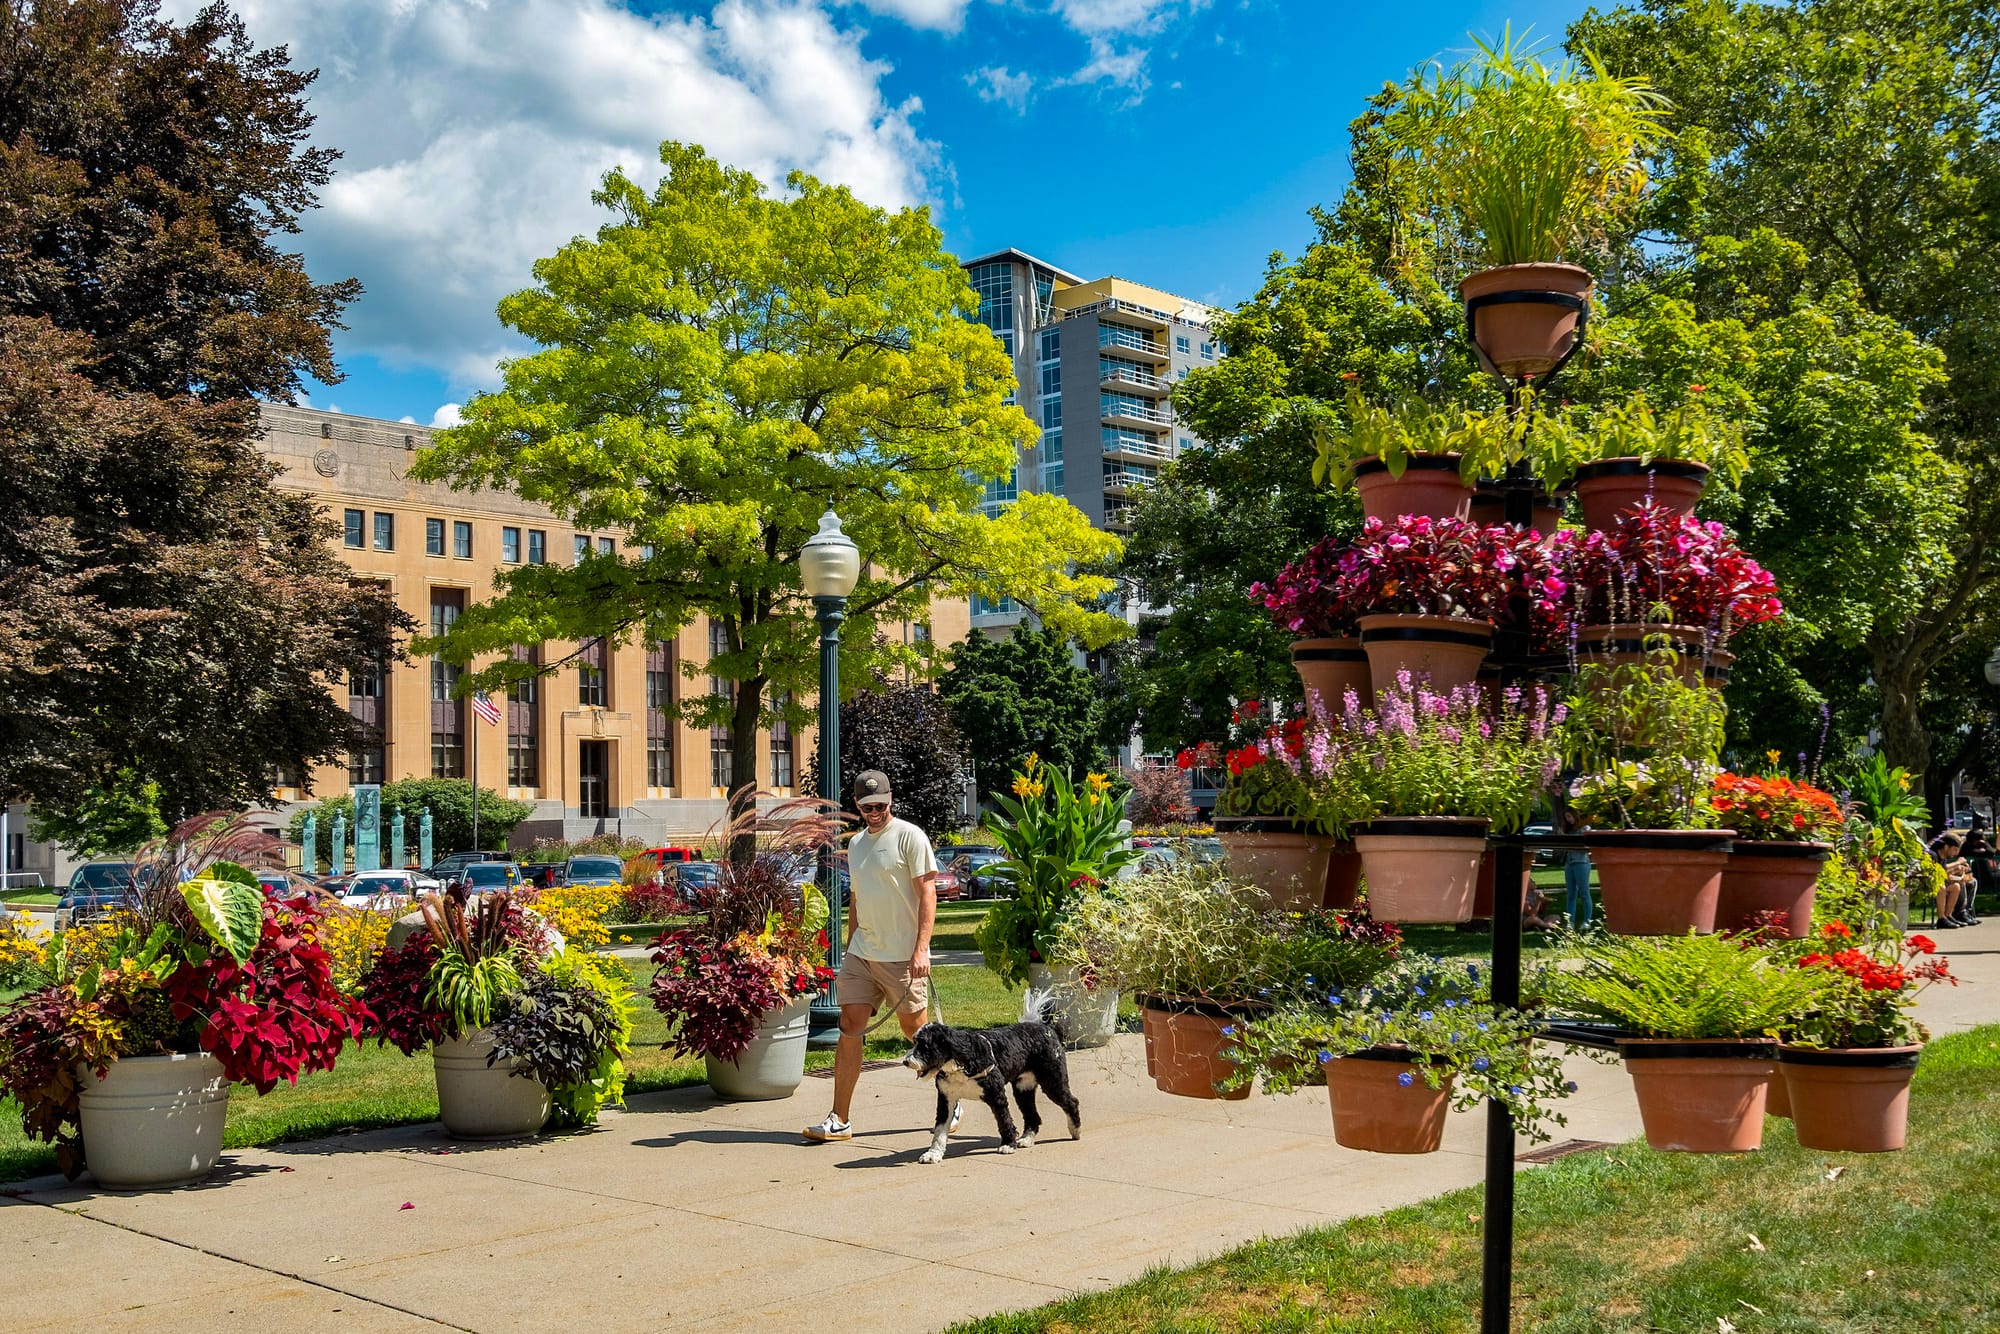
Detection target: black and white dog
<box><xmin>902</xmin><ymin>1016</ymin><xmax>1082</xmax><ymax>1164</ymax></box>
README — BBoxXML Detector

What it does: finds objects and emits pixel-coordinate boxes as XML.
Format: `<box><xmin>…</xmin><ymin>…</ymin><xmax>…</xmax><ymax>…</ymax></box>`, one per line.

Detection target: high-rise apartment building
<box><xmin>959</xmin><ymin>249</ymin><xmax>1219</xmax><ymax>631</ymax></box>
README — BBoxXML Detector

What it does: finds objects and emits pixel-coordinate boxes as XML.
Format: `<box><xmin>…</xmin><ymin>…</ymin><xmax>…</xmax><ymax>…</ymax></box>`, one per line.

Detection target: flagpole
<box><xmin>471</xmin><ymin>694</ymin><xmax>481</xmax><ymax>853</ymax></box>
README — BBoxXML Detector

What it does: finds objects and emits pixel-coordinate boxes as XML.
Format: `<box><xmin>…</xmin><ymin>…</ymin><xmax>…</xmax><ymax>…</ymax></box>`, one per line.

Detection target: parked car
<box><xmin>943</xmin><ymin>846</ymin><xmax>1008</xmax><ymax>899</ymax></box>
<box><xmin>55</xmin><ymin>861</ymin><xmax>138</xmax><ymax>930</ymax></box>
<box><xmin>562</xmin><ymin>855</ymin><xmax>624</xmax><ymax>888</ymax></box>
<box><xmin>932</xmin><ymin>867</ymin><xmax>964</xmax><ymax>901</ymax></box>
<box><xmin>521</xmin><ymin>863</ymin><xmax>564</xmax><ymax>890</ymax></box>
<box><xmin>645</xmin><ymin>846</ymin><xmax>704</xmax><ymax>864</ymax></box>
<box><xmin>423</xmin><ymin>850</ymin><xmax>513</xmax><ymax>880</ymax></box>
<box><xmin>338</xmin><ymin>870</ymin><xmax>429</xmax><ymax>910</ymax></box>
<box><xmin>1522</xmin><ymin>823</ymin><xmax>1560</xmax><ymax>869</ymax></box>
<box><xmin>255</xmin><ymin>869</ymin><xmax>327</xmax><ymax>898</ymax></box>
<box><xmin>458</xmin><ymin>862</ymin><xmax>523</xmax><ymax>892</ymax></box>
<box><xmin>1185</xmin><ymin>837</ymin><xmax>1225</xmax><ymax>865</ymax></box>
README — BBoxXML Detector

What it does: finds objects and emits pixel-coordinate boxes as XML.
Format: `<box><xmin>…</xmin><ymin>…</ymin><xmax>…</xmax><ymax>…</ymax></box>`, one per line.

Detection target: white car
<box><xmin>337</xmin><ymin>869</ymin><xmax>439</xmax><ymax>909</ymax></box>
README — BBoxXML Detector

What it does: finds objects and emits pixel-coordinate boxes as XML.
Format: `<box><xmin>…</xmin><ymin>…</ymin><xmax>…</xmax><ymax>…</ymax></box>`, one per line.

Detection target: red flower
<box><xmin>1822</xmin><ymin>921</ymin><xmax>1853</xmax><ymax>939</ymax></box>
<box><xmin>1906</xmin><ymin>934</ymin><xmax>1937</xmax><ymax>956</ymax></box>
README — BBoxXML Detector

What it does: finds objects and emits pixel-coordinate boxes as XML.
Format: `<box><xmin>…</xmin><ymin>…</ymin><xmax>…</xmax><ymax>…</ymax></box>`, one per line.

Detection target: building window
<box><xmin>1040</xmin><ymin>363</ymin><xmax>1061</xmax><ymax>396</ymax></box>
<box><xmin>508</xmin><ymin>645</ymin><xmax>539</xmax><ymax>788</ymax></box>
<box><xmin>1042</xmin><ymin>396</ymin><xmax>1062</xmax><ymax>429</ymax></box>
<box><xmin>597</xmin><ymin>536</ymin><xmax>614</xmax><ymax>556</ymax></box>
<box><xmin>347</xmin><ymin>649</ymin><xmax>386</xmax><ymax>785</ymax></box>
<box><xmin>453</xmin><ymin>521</ymin><xmax>473</xmax><ymax>559</ymax></box>
<box><xmin>1044</xmin><ymin>463</ymin><xmax>1064</xmax><ymax>491</ymax></box>
<box><xmin>426</xmin><ymin>518</ymin><xmax>445</xmax><ymax>556</ymax></box>
<box><xmin>640</xmin><ymin>544</ymin><xmax>655</xmax><ymax>560</ymax></box>
<box><xmin>372</xmin><ymin>512</ymin><xmax>395</xmax><ymax>552</ymax></box>
<box><xmin>1042</xmin><ymin>429</ymin><xmax>1063</xmax><ymax>463</ymax></box>
<box><xmin>1179</xmin><ymin>436</ymin><xmax>1194</xmax><ymax>451</ymax></box>
<box><xmin>429</xmin><ymin>591</ymin><xmax>465</xmax><ymax>777</ymax></box>
<box><xmin>709</xmin><ymin>621</ymin><xmax>734</xmax><ymax>789</ymax></box>
<box><xmin>980</xmin><ymin>467</ymin><xmax>1018</xmax><ymax>515</ymax></box>
<box><xmin>502</xmin><ymin>527</ymin><xmax>521</xmax><ymax>563</ymax></box>
<box><xmin>1038</xmin><ymin>327</ymin><xmax>1060</xmax><ymax>361</ymax></box>
<box><xmin>770</xmin><ymin>693</ymin><xmax>794</xmax><ymax>789</ymax></box>
<box><xmin>343</xmin><ymin>509</ymin><xmax>365</xmax><ymax>548</ymax></box>
<box><xmin>1200</xmin><ymin>340</ymin><xmax>1215</xmax><ymax>360</ymax></box>
<box><xmin>528</xmin><ymin>529</ymin><xmax>546</xmax><ymax>564</ymax></box>
<box><xmin>971</xmin><ymin>594</ymin><xmax>1019</xmax><ymax>617</ymax></box>
<box><xmin>574</xmin><ymin>535</ymin><xmax>590</xmax><ymax>563</ymax></box>
<box><xmin>1175</xmin><ymin>334</ymin><xmax>1191</xmax><ymax>354</ymax></box>
<box><xmin>969</xmin><ymin>261</ymin><xmax>1014</xmax><ymax>339</ymax></box>
<box><xmin>646</xmin><ymin>643</ymin><xmax>675</xmax><ymax>789</ymax></box>
<box><xmin>578</xmin><ymin>637</ymin><xmax>607</xmax><ymax>708</ymax></box>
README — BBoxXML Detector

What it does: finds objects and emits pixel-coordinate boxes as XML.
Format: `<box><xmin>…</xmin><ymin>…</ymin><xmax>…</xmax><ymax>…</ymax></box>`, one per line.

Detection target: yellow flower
<box><xmin>1012</xmin><ymin>774</ymin><xmax>1034</xmax><ymax>798</ymax></box>
<box><xmin>1085</xmin><ymin>772</ymin><xmax>1112</xmax><ymax>795</ymax></box>
<box><xmin>1024</xmin><ymin>751</ymin><xmax>1040</xmax><ymax>771</ymax></box>
<box><xmin>1765</xmin><ymin>749</ymin><xmax>1782</xmax><ymax>767</ymax></box>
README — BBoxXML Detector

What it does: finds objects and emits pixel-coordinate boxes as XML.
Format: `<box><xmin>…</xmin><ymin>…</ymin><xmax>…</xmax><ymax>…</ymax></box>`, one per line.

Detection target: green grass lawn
<box><xmin>3</xmin><ymin>892</ymin><xmax>56</xmax><ymax>907</ymax></box>
<box><xmin>0</xmin><ymin>960</ymin><xmax>1033</xmax><ymax>1184</ymax></box>
<box><xmin>955</xmin><ymin>1024</ymin><xmax>2000</xmax><ymax>1333</ymax></box>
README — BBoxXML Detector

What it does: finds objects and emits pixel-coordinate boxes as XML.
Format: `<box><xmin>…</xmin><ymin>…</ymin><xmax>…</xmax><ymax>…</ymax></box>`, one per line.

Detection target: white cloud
<box><xmin>398</xmin><ymin>415</ymin><xmax>417</xmax><ymax>424</ymax></box>
<box><xmin>430</xmin><ymin>403</ymin><xmax>465</xmax><ymax>429</ymax></box>
<box><xmin>853</xmin><ymin>0</ymin><xmax>972</xmax><ymax>31</ymax></box>
<box><xmin>967</xmin><ymin>65</ymin><xmax>1033</xmax><ymax>113</ymax></box>
<box><xmin>1050</xmin><ymin>0</ymin><xmax>1207</xmax><ymax>94</ymax></box>
<box><xmin>167</xmin><ymin>1</ymin><xmax>941</xmax><ymax>392</ymax></box>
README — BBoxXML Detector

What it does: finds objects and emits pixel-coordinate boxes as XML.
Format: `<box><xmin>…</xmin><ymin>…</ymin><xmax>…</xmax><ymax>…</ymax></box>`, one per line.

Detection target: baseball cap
<box><xmin>852</xmin><ymin>770</ymin><xmax>892</xmax><ymax>804</ymax></box>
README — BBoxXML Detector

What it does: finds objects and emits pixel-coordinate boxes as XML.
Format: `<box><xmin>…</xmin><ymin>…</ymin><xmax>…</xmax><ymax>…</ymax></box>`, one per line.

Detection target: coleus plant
<box><xmin>0</xmin><ymin>812</ymin><xmax>364</xmax><ymax>1178</ymax></box>
<box><xmin>1559</xmin><ymin>501</ymin><xmax>1783</xmax><ymax>638</ymax></box>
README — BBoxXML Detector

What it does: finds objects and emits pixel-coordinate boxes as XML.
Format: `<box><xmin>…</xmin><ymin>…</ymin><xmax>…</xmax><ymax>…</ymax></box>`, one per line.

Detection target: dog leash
<box><xmin>853</xmin><ymin>971</ymin><xmax>945</xmax><ymax>1038</ymax></box>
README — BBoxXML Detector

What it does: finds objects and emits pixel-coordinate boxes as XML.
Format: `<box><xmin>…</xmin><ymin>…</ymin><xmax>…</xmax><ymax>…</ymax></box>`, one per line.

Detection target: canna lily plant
<box><xmin>976</xmin><ymin>755</ymin><xmax>1143</xmax><ymax>987</ymax></box>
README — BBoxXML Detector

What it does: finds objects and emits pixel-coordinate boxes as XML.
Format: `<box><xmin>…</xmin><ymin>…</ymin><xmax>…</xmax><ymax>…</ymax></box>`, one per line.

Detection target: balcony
<box><xmin>1100</xmin><ymin>395</ymin><xmax>1172</xmax><ymax>429</ymax></box>
<box><xmin>1063</xmin><ymin>297</ymin><xmax>1176</xmax><ymax>330</ymax></box>
<box><xmin>1102</xmin><ymin>499</ymin><xmax>1137</xmax><ymax>529</ymax></box>
<box><xmin>1096</xmin><ymin>324</ymin><xmax>1171</xmax><ymax>361</ymax></box>
<box><xmin>1099</xmin><ymin>361</ymin><xmax>1171</xmax><ymax>395</ymax></box>
<box><xmin>1100</xmin><ymin>429</ymin><xmax>1171</xmax><ymax>461</ymax></box>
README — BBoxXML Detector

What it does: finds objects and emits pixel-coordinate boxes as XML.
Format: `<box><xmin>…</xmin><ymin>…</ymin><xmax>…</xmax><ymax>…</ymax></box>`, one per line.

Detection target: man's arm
<box><xmin>909</xmin><ymin>869</ymin><xmax>937</xmax><ymax>979</ymax></box>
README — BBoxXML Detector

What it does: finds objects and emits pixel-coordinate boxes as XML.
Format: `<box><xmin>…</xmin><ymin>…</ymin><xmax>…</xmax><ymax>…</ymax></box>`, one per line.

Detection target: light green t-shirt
<box><xmin>846</xmin><ymin>816</ymin><xmax>938</xmax><ymax>962</ymax></box>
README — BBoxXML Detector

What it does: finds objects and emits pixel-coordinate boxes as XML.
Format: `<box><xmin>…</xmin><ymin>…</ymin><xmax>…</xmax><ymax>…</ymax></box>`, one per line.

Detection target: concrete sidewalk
<box><xmin>4</xmin><ymin>919</ymin><xmax>1995</xmax><ymax>1333</ymax></box>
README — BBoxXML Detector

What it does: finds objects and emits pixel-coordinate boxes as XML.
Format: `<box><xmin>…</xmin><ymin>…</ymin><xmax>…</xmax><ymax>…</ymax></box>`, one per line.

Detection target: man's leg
<box><xmin>830</xmin><ymin>1001</ymin><xmax>875</xmax><ymax>1123</ymax></box>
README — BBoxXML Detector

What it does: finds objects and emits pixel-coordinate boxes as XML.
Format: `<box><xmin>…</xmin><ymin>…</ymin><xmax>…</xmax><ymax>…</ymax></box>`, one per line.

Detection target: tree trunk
<box><xmin>1873</xmin><ymin>654</ymin><xmax>1942</xmax><ymax>821</ymax></box>
<box><xmin>727</xmin><ymin>676</ymin><xmax>765</xmax><ymax>867</ymax></box>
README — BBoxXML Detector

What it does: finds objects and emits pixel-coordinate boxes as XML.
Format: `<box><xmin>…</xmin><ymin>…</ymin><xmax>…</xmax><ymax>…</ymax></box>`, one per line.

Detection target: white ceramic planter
<box><xmin>706</xmin><ymin>995</ymin><xmax>812</xmax><ymax>1101</ymax></box>
<box><xmin>433</xmin><ymin>1030</ymin><xmax>551</xmax><ymax>1138</ymax></box>
<box><xmin>75</xmin><ymin>1052</ymin><xmax>228</xmax><ymax>1190</ymax></box>
<box><xmin>1027</xmin><ymin>963</ymin><xmax>1118</xmax><ymax>1049</ymax></box>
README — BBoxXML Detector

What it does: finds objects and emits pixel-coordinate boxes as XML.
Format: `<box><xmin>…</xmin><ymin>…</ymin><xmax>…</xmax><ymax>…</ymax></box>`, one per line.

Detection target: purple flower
<box><xmin>1397</xmin><ymin>1071</ymin><xmax>1415</xmax><ymax>1087</ymax></box>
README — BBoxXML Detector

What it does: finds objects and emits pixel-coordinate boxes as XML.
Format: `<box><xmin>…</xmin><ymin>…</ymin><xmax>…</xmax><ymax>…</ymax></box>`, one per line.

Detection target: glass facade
<box><xmin>507</xmin><ymin>645</ymin><xmax>538</xmax><ymax>787</ymax></box>
<box><xmin>646</xmin><ymin>643</ymin><xmax>674</xmax><ymax>790</ymax></box>
<box><xmin>769</xmin><ymin>692</ymin><xmax>793</xmax><ymax>789</ymax></box>
<box><xmin>709</xmin><ymin>621</ymin><xmax>733</xmax><ymax>789</ymax></box>
<box><xmin>969</xmin><ymin>261</ymin><xmax>1014</xmax><ymax>356</ymax></box>
<box><xmin>979</xmin><ymin>467</ymin><xmax>1018</xmax><ymax>515</ymax></box>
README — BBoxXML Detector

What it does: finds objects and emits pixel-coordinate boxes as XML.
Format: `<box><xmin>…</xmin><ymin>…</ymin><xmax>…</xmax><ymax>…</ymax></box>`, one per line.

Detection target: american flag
<box><xmin>470</xmin><ymin>691</ymin><xmax>503</xmax><ymax>726</ymax></box>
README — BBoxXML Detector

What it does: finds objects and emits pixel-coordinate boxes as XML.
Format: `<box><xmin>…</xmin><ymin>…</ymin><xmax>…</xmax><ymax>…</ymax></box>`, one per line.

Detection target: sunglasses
<box><xmin>858</xmin><ymin>799</ymin><xmax>891</xmax><ymax>811</ymax></box>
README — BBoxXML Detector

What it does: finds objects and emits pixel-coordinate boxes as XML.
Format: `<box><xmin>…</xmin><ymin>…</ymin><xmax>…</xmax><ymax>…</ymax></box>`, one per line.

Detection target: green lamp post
<box><xmin>800</xmin><ymin>509</ymin><xmax>860</xmax><ymax>1049</ymax></box>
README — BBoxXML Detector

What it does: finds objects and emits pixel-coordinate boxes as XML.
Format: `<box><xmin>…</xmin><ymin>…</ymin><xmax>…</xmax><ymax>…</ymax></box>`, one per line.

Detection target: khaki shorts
<box><xmin>836</xmin><ymin>951</ymin><xmax>928</xmax><ymax>1015</ymax></box>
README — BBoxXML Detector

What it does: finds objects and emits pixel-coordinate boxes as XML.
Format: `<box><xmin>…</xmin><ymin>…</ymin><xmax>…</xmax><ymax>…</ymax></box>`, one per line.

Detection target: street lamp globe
<box><xmin>800</xmin><ymin>510</ymin><xmax>860</xmax><ymax>600</ymax></box>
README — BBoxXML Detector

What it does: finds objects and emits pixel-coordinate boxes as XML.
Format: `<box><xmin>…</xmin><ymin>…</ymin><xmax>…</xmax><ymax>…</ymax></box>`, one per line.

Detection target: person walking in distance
<box><xmin>804</xmin><ymin>770</ymin><xmax>938</xmax><ymax>1143</ymax></box>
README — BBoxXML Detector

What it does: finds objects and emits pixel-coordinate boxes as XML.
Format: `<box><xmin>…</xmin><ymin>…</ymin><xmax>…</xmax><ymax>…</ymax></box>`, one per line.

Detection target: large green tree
<box><xmin>412</xmin><ymin>144</ymin><xmax>1124</xmax><ymax>850</ymax></box>
<box><xmin>1574</xmin><ymin>0</ymin><xmax>2000</xmax><ymax>809</ymax></box>
<box><xmin>0</xmin><ymin>0</ymin><xmax>405</xmax><ymax>820</ymax></box>
<box><xmin>940</xmin><ymin>628</ymin><xmax>1105</xmax><ymax>799</ymax></box>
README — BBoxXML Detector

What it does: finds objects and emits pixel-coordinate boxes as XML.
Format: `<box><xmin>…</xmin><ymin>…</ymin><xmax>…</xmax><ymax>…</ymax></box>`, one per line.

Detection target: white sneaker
<box><xmin>948</xmin><ymin>1101</ymin><xmax>964</xmax><ymax>1133</ymax></box>
<box><xmin>802</xmin><ymin>1113</ymin><xmax>852</xmax><ymax>1142</ymax></box>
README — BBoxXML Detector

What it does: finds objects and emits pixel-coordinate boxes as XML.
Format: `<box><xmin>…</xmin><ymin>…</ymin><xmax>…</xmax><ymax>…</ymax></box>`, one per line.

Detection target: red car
<box><xmin>646</xmin><ymin>846</ymin><xmax>703</xmax><ymax>864</ymax></box>
<box><xmin>932</xmin><ymin>867</ymin><xmax>963</xmax><ymax>901</ymax></box>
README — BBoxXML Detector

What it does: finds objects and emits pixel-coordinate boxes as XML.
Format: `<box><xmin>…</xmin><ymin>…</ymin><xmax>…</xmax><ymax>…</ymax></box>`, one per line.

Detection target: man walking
<box><xmin>803</xmin><ymin>770</ymin><xmax>938</xmax><ymax>1143</ymax></box>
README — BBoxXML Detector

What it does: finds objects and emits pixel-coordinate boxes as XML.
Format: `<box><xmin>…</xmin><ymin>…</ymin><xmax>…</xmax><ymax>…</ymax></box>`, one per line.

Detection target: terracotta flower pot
<box><xmin>1356</xmin><ymin>613</ymin><xmax>1492</xmax><ymax>696</ymax></box>
<box><xmin>1325</xmin><ymin>841</ymin><xmax>1362</xmax><ymax>911</ymax></box>
<box><xmin>1147</xmin><ymin>1003</ymin><xmax>1251</xmax><ymax>1100</ymax></box>
<box><xmin>1586</xmin><ymin>829</ymin><xmax>1734</xmax><ymax>935</ymax></box>
<box><xmin>1291</xmin><ymin>638</ymin><xmax>1371</xmax><ymax>717</ymax></box>
<box><xmin>1352</xmin><ymin>817</ymin><xmax>1489</xmax><ymax>923</ymax></box>
<box><xmin>1618</xmin><ymin>1038</ymin><xmax>1776</xmax><ymax>1153</ymax></box>
<box><xmin>1766</xmin><ymin>1063</ymin><xmax>1792</xmax><ymax>1119</ymax></box>
<box><xmin>1573</xmin><ymin>623</ymin><xmax>1715</xmax><ymax>689</ymax></box>
<box><xmin>1353</xmin><ymin>454</ymin><xmax>1470</xmax><ymax>523</ymax></box>
<box><xmin>1471</xmin><ymin>847</ymin><xmax>1532</xmax><ymax>921</ymax></box>
<box><xmin>1460</xmin><ymin>262</ymin><xmax>1593</xmax><ymax>379</ymax></box>
<box><xmin>1716</xmin><ymin>841</ymin><xmax>1831</xmax><ymax>938</ymax></box>
<box><xmin>1213</xmin><ymin>817</ymin><xmax>1335</xmax><ymax>912</ymax></box>
<box><xmin>1573</xmin><ymin>458</ymin><xmax>1710</xmax><ymax>533</ymax></box>
<box><xmin>1779</xmin><ymin>1045</ymin><xmax>1921</xmax><ymax>1153</ymax></box>
<box><xmin>1469</xmin><ymin>484</ymin><xmax>1567</xmax><ymax>538</ymax></box>
<box><xmin>1139</xmin><ymin>1002</ymin><xmax>1160</xmax><ymax>1078</ymax></box>
<box><xmin>1325</xmin><ymin>1049</ymin><xmax>1452</xmax><ymax>1154</ymax></box>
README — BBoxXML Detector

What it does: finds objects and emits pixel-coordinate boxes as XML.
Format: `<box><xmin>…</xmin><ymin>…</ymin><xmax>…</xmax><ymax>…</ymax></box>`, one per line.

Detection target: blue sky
<box><xmin>191</xmin><ymin>1</ymin><xmax>1592</xmax><ymax>425</ymax></box>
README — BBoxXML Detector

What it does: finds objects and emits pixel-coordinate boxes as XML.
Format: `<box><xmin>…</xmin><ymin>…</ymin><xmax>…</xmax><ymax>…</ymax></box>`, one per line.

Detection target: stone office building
<box><xmin>260</xmin><ymin>404</ymin><xmax>967</xmax><ymax>847</ymax></box>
